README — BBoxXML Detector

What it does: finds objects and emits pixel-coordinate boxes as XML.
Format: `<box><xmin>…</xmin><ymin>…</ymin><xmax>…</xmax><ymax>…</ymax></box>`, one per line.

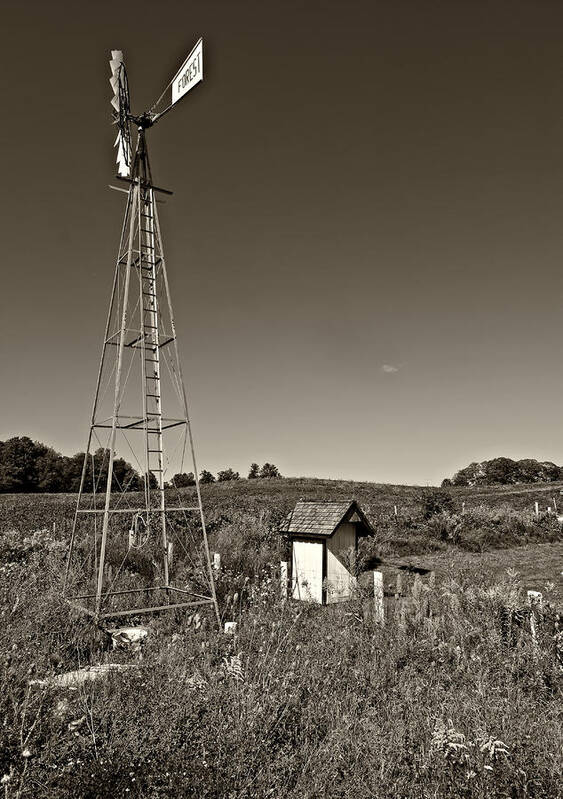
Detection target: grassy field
<box><xmin>390</xmin><ymin>541</ymin><xmax>563</xmax><ymax>605</ymax></box>
<box><xmin>2</xmin><ymin>476</ymin><xmax>561</xmax><ymax>597</ymax></box>
<box><xmin>2</xmin><ymin>473</ymin><xmax>563</xmax><ymax>527</ymax></box>
<box><xmin>0</xmin><ymin>478</ymin><xmax>561</xmax><ymax>797</ymax></box>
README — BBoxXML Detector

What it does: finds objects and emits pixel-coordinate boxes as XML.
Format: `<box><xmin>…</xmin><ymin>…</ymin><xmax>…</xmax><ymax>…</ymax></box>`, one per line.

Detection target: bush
<box><xmin>417</xmin><ymin>488</ymin><xmax>455</xmax><ymax>520</ymax></box>
<box><xmin>217</xmin><ymin>468</ymin><xmax>240</xmax><ymax>482</ymax></box>
<box><xmin>259</xmin><ymin>463</ymin><xmax>281</xmax><ymax>479</ymax></box>
<box><xmin>172</xmin><ymin>472</ymin><xmax>195</xmax><ymax>487</ymax></box>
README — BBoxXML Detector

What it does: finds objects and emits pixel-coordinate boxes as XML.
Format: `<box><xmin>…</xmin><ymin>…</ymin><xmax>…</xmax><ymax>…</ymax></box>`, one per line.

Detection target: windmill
<box><xmin>64</xmin><ymin>39</ymin><xmax>220</xmax><ymax>625</ymax></box>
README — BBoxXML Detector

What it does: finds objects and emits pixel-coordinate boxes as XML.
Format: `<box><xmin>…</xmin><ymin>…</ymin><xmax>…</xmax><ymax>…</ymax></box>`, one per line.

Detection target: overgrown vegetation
<box><xmin>0</xmin><ymin>525</ymin><xmax>561</xmax><ymax>798</ymax></box>
<box><xmin>0</xmin><ymin>479</ymin><xmax>561</xmax><ymax>796</ymax></box>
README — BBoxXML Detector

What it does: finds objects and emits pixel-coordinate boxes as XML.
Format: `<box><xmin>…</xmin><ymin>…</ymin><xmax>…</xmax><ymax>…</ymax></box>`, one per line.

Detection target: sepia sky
<box><xmin>2</xmin><ymin>0</ymin><xmax>563</xmax><ymax>485</ymax></box>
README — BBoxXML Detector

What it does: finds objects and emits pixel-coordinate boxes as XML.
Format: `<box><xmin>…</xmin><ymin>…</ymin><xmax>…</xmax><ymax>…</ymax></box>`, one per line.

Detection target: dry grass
<box><xmin>0</xmin><ymin>480</ymin><xmax>562</xmax><ymax>797</ymax></box>
<box><xmin>392</xmin><ymin>541</ymin><xmax>563</xmax><ymax>606</ymax></box>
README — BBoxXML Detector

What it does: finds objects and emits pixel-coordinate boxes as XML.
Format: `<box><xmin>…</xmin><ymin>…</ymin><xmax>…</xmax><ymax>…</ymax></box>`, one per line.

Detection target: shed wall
<box><xmin>326</xmin><ymin>522</ymin><xmax>357</xmax><ymax>603</ymax></box>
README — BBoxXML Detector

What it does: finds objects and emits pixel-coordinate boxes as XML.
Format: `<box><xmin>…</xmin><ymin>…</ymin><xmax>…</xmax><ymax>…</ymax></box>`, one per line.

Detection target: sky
<box><xmin>2</xmin><ymin>0</ymin><xmax>563</xmax><ymax>486</ymax></box>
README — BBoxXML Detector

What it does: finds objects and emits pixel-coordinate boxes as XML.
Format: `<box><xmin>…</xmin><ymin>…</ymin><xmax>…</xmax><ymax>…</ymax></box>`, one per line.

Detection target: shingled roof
<box><xmin>280</xmin><ymin>500</ymin><xmax>375</xmax><ymax>538</ymax></box>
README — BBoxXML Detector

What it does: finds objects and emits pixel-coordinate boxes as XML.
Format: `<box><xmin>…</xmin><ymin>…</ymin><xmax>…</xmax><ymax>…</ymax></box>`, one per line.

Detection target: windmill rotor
<box><xmin>109</xmin><ymin>50</ymin><xmax>132</xmax><ymax>177</ymax></box>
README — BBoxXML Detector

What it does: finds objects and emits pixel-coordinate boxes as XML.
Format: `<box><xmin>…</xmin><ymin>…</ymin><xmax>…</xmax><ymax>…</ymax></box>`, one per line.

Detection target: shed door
<box><xmin>292</xmin><ymin>540</ymin><xmax>323</xmax><ymax>604</ymax></box>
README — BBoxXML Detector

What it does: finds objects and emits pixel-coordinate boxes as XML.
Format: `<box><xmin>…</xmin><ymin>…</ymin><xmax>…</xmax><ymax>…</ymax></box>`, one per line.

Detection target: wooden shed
<box><xmin>280</xmin><ymin>500</ymin><xmax>375</xmax><ymax>605</ymax></box>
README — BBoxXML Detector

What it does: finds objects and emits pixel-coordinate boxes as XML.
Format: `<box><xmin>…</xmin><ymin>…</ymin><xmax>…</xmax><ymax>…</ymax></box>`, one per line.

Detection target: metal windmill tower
<box><xmin>64</xmin><ymin>40</ymin><xmax>220</xmax><ymax>625</ymax></box>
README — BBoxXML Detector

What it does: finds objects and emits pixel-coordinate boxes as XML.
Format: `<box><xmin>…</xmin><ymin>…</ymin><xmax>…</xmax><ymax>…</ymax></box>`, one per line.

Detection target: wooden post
<box><xmin>213</xmin><ymin>552</ymin><xmax>221</xmax><ymax>572</ymax></box>
<box><xmin>395</xmin><ymin>572</ymin><xmax>402</xmax><ymax>598</ymax></box>
<box><xmin>553</xmin><ymin>497</ymin><xmax>558</xmax><ymax>513</ymax></box>
<box><xmin>534</xmin><ymin>501</ymin><xmax>539</xmax><ymax>517</ymax></box>
<box><xmin>373</xmin><ymin>571</ymin><xmax>384</xmax><ymax>624</ymax></box>
<box><xmin>167</xmin><ymin>541</ymin><xmax>174</xmax><ymax>568</ymax></box>
<box><xmin>280</xmin><ymin>561</ymin><xmax>288</xmax><ymax>599</ymax></box>
<box><xmin>461</xmin><ymin>501</ymin><xmax>466</xmax><ymax>515</ymax></box>
<box><xmin>393</xmin><ymin>505</ymin><xmax>398</xmax><ymax>518</ymax></box>
<box><xmin>527</xmin><ymin>591</ymin><xmax>542</xmax><ymax>649</ymax></box>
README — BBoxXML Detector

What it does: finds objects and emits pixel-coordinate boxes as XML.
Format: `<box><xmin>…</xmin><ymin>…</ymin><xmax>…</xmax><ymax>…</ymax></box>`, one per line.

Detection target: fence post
<box><xmin>373</xmin><ymin>571</ymin><xmax>384</xmax><ymax>624</ymax></box>
<box><xmin>393</xmin><ymin>505</ymin><xmax>398</xmax><ymax>518</ymax></box>
<box><xmin>213</xmin><ymin>552</ymin><xmax>221</xmax><ymax>572</ymax></box>
<box><xmin>167</xmin><ymin>541</ymin><xmax>174</xmax><ymax>568</ymax></box>
<box><xmin>527</xmin><ymin>590</ymin><xmax>543</xmax><ymax>649</ymax></box>
<box><xmin>534</xmin><ymin>501</ymin><xmax>539</xmax><ymax>517</ymax></box>
<box><xmin>395</xmin><ymin>572</ymin><xmax>402</xmax><ymax>598</ymax></box>
<box><xmin>280</xmin><ymin>561</ymin><xmax>288</xmax><ymax>600</ymax></box>
<box><xmin>461</xmin><ymin>501</ymin><xmax>466</xmax><ymax>515</ymax></box>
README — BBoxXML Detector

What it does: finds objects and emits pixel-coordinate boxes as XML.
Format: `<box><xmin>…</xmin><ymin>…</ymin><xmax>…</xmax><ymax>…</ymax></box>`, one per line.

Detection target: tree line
<box><xmin>443</xmin><ymin>457</ymin><xmax>563</xmax><ymax>487</ymax></box>
<box><xmin>0</xmin><ymin>437</ymin><xmax>281</xmax><ymax>494</ymax></box>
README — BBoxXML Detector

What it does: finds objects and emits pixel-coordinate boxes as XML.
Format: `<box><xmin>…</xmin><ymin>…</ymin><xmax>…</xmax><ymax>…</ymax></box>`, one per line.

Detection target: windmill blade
<box><xmin>109</xmin><ymin>50</ymin><xmax>132</xmax><ymax>177</ymax></box>
<box><xmin>116</xmin><ymin>133</ymin><xmax>130</xmax><ymax>177</ymax></box>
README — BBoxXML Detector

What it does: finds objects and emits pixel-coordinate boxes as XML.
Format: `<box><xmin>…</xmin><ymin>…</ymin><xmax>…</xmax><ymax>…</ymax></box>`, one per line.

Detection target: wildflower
<box><xmin>478</xmin><ymin>736</ymin><xmax>509</xmax><ymax>760</ymax></box>
<box><xmin>222</xmin><ymin>654</ymin><xmax>244</xmax><ymax>682</ymax></box>
<box><xmin>430</xmin><ymin>719</ymin><xmax>469</xmax><ymax>764</ymax></box>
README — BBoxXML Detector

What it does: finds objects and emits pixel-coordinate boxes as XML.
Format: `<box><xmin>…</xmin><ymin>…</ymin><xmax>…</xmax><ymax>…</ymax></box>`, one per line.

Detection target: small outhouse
<box><xmin>280</xmin><ymin>500</ymin><xmax>375</xmax><ymax>605</ymax></box>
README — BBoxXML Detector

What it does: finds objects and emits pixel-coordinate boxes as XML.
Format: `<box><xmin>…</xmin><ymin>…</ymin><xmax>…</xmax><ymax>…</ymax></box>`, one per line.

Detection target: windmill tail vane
<box><xmin>63</xmin><ymin>40</ymin><xmax>220</xmax><ymax>626</ymax></box>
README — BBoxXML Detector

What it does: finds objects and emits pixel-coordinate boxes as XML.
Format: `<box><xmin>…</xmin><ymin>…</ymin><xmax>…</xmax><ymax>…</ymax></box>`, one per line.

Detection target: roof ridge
<box><xmin>296</xmin><ymin>499</ymin><xmax>351</xmax><ymax>504</ymax></box>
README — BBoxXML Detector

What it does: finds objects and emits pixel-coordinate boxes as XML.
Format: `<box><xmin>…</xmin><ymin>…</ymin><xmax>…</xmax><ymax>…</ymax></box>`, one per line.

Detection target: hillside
<box><xmin>2</xmin><ymin>474</ymin><xmax>563</xmax><ymax>532</ymax></box>
<box><xmin>2</xmin><ymin>476</ymin><xmax>562</xmax><ymax>601</ymax></box>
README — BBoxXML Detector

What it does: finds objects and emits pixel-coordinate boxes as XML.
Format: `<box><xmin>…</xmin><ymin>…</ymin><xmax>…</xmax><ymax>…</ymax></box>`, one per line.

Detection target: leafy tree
<box><xmin>259</xmin><ymin>463</ymin><xmax>281</xmax><ymax>479</ymax></box>
<box><xmin>535</xmin><ymin>461</ymin><xmax>561</xmax><ymax>483</ymax></box>
<box><xmin>35</xmin><ymin>447</ymin><xmax>67</xmax><ymax>492</ymax></box>
<box><xmin>199</xmin><ymin>469</ymin><xmax>215</xmax><ymax>484</ymax></box>
<box><xmin>172</xmin><ymin>472</ymin><xmax>196</xmax><ymax>487</ymax></box>
<box><xmin>484</xmin><ymin>457</ymin><xmax>519</xmax><ymax>485</ymax></box>
<box><xmin>64</xmin><ymin>452</ymin><xmax>88</xmax><ymax>493</ymax></box>
<box><xmin>217</xmin><ymin>468</ymin><xmax>240</xmax><ymax>482</ymax></box>
<box><xmin>82</xmin><ymin>449</ymin><xmax>142</xmax><ymax>493</ymax></box>
<box><xmin>441</xmin><ymin>478</ymin><xmax>453</xmax><ymax>488</ymax></box>
<box><xmin>449</xmin><ymin>457</ymin><xmax>563</xmax><ymax>487</ymax></box>
<box><xmin>0</xmin><ymin>437</ymin><xmax>41</xmax><ymax>492</ymax></box>
<box><xmin>248</xmin><ymin>463</ymin><xmax>260</xmax><ymax>479</ymax></box>
<box><xmin>0</xmin><ymin>439</ymin><xmax>142</xmax><ymax>494</ymax></box>
<box><xmin>452</xmin><ymin>462</ymin><xmax>486</xmax><ymax>487</ymax></box>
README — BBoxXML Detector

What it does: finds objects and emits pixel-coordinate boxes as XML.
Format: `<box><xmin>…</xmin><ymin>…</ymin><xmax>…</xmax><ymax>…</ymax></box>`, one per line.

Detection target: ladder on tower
<box><xmin>138</xmin><ymin>186</ymin><xmax>165</xmax><ymax>491</ymax></box>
